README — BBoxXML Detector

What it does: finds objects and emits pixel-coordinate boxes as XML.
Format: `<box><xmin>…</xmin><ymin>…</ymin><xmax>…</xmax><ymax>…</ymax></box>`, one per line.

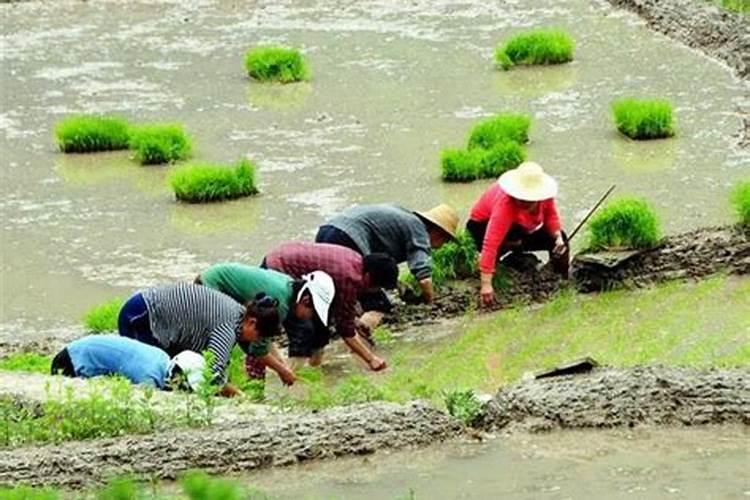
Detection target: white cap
<box><xmin>298</xmin><ymin>271</ymin><xmax>335</xmax><ymax>326</ymax></box>
<box><xmin>168</xmin><ymin>351</ymin><xmax>206</xmax><ymax>391</ymax></box>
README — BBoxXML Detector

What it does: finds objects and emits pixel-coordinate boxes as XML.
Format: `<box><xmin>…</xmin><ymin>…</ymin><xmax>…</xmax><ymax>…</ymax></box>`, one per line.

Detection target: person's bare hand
<box><xmin>553</xmin><ymin>236</ymin><xmax>567</xmax><ymax>255</ymax></box>
<box><xmin>369</xmin><ymin>356</ymin><xmax>387</xmax><ymax>372</ymax></box>
<box><xmin>480</xmin><ymin>283</ymin><xmax>495</xmax><ymax>306</ymax></box>
<box><xmin>279</xmin><ymin>370</ymin><xmax>297</xmax><ymax>386</ymax></box>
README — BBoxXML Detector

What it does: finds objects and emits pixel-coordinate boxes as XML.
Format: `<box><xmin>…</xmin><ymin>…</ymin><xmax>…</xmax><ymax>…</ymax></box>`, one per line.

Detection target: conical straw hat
<box><xmin>415</xmin><ymin>204</ymin><xmax>459</xmax><ymax>240</ymax></box>
<box><xmin>498</xmin><ymin>162</ymin><xmax>558</xmax><ymax>201</ymax></box>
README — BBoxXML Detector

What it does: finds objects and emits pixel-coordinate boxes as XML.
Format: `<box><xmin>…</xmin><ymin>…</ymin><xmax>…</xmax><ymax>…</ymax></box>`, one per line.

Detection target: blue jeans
<box><xmin>117</xmin><ymin>292</ymin><xmax>160</xmax><ymax>347</ymax></box>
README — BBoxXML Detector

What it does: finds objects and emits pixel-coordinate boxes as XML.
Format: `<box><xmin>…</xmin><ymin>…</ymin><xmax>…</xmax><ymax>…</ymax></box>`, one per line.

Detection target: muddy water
<box><xmin>245</xmin><ymin>426</ymin><xmax>750</xmax><ymax>499</ymax></box>
<box><xmin>1</xmin><ymin>0</ymin><xmax>748</xmax><ymax>338</ymax></box>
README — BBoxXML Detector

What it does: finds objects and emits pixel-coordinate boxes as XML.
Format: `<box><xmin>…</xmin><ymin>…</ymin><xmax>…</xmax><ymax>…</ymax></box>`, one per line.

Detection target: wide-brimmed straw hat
<box><xmin>498</xmin><ymin>162</ymin><xmax>558</xmax><ymax>201</ymax></box>
<box><xmin>415</xmin><ymin>204</ymin><xmax>459</xmax><ymax>240</ymax></box>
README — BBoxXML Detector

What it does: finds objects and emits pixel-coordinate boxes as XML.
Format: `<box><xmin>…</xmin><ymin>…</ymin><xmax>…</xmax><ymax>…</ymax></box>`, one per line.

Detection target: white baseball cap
<box><xmin>169</xmin><ymin>351</ymin><xmax>206</xmax><ymax>391</ymax></box>
<box><xmin>298</xmin><ymin>271</ymin><xmax>335</xmax><ymax>326</ymax></box>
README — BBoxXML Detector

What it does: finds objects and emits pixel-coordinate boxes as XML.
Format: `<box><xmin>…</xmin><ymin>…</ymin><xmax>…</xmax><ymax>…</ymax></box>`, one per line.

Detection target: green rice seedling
<box><xmin>0</xmin><ymin>353</ymin><xmax>51</xmax><ymax>374</ymax></box>
<box><xmin>432</xmin><ymin>230</ymin><xmax>479</xmax><ymax>287</ymax></box>
<box><xmin>441</xmin><ymin>142</ymin><xmax>525</xmax><ymax>182</ymax></box>
<box><xmin>371</xmin><ymin>326</ymin><xmax>396</xmax><ymax>345</ymax></box>
<box><xmin>244</xmin><ymin>46</ymin><xmax>309</xmax><ymax>83</ymax></box>
<box><xmin>55</xmin><ymin>115</ymin><xmax>131</xmax><ymax>153</ymax></box>
<box><xmin>612</xmin><ymin>98</ymin><xmax>675</xmax><ymax>140</ymax></box>
<box><xmin>730</xmin><ymin>180</ymin><xmax>750</xmax><ymax>226</ymax></box>
<box><xmin>495</xmin><ymin>29</ymin><xmax>575</xmax><ymax>71</ymax></box>
<box><xmin>181</xmin><ymin>470</ymin><xmax>262</xmax><ymax>500</ymax></box>
<box><xmin>170</xmin><ymin>159</ymin><xmax>259</xmax><ymax>203</ymax></box>
<box><xmin>82</xmin><ymin>297</ymin><xmax>124</xmax><ymax>333</ymax></box>
<box><xmin>587</xmin><ymin>197</ymin><xmax>661</xmax><ymax>250</ymax></box>
<box><xmin>333</xmin><ymin>374</ymin><xmax>386</xmax><ymax>405</ymax></box>
<box><xmin>716</xmin><ymin>0</ymin><xmax>749</xmax><ymax>14</ymax></box>
<box><xmin>468</xmin><ymin>113</ymin><xmax>531</xmax><ymax>149</ymax></box>
<box><xmin>443</xmin><ymin>388</ymin><xmax>483</xmax><ymax>426</ymax></box>
<box><xmin>440</xmin><ymin>148</ymin><xmax>485</xmax><ymax>182</ymax></box>
<box><xmin>0</xmin><ymin>485</ymin><xmax>59</xmax><ymax>500</ymax></box>
<box><xmin>129</xmin><ymin>124</ymin><xmax>192</xmax><ymax>165</ymax></box>
<box><xmin>96</xmin><ymin>476</ymin><xmax>143</xmax><ymax>500</ymax></box>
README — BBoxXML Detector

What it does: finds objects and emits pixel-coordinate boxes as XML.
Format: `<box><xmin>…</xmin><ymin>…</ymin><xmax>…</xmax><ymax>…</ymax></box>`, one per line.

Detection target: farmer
<box><xmin>50</xmin><ymin>335</ymin><xmax>206</xmax><ymax>391</ymax></box>
<box><xmin>262</xmin><ymin>242</ymin><xmax>398</xmax><ymax>371</ymax></box>
<box><xmin>315</xmin><ymin>203</ymin><xmax>459</xmax><ymax>303</ymax></box>
<box><xmin>466</xmin><ymin>162</ymin><xmax>569</xmax><ymax>306</ymax></box>
<box><xmin>195</xmin><ymin>263</ymin><xmax>335</xmax><ymax>385</ymax></box>
<box><xmin>118</xmin><ymin>283</ymin><xmax>281</xmax><ymax>397</ymax></box>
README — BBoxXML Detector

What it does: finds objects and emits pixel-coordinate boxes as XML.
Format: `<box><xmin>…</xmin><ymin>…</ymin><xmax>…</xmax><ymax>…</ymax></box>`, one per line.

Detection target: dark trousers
<box><xmin>466</xmin><ymin>219</ymin><xmax>569</xmax><ymax>275</ymax></box>
<box><xmin>50</xmin><ymin>347</ymin><xmax>75</xmax><ymax>377</ymax></box>
<box><xmin>117</xmin><ymin>292</ymin><xmax>160</xmax><ymax>347</ymax></box>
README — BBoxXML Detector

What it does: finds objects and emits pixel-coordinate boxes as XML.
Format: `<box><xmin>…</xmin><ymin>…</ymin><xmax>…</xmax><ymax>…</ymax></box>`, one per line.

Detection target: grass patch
<box><xmin>440</xmin><ymin>142</ymin><xmax>526</xmax><ymax>182</ymax></box>
<box><xmin>170</xmin><ymin>159</ymin><xmax>259</xmax><ymax>203</ymax></box>
<box><xmin>711</xmin><ymin>0</ymin><xmax>749</xmax><ymax>14</ymax></box>
<box><xmin>443</xmin><ymin>388</ymin><xmax>483</xmax><ymax>426</ymax></box>
<box><xmin>612</xmin><ymin>98</ymin><xmax>675</xmax><ymax>140</ymax></box>
<box><xmin>468</xmin><ymin>113</ymin><xmax>531</xmax><ymax>149</ymax></box>
<box><xmin>55</xmin><ymin>115</ymin><xmax>131</xmax><ymax>153</ymax></box>
<box><xmin>0</xmin><ymin>353</ymin><xmax>51</xmax><ymax>374</ymax></box>
<box><xmin>730</xmin><ymin>180</ymin><xmax>750</xmax><ymax>226</ymax></box>
<box><xmin>245</xmin><ymin>46</ymin><xmax>309</xmax><ymax>83</ymax></box>
<box><xmin>129</xmin><ymin>124</ymin><xmax>192</xmax><ymax>165</ymax></box>
<box><xmin>495</xmin><ymin>29</ymin><xmax>575</xmax><ymax>71</ymax></box>
<box><xmin>82</xmin><ymin>297</ymin><xmax>124</xmax><ymax>333</ymax></box>
<box><xmin>586</xmin><ymin>197</ymin><xmax>661</xmax><ymax>250</ymax></box>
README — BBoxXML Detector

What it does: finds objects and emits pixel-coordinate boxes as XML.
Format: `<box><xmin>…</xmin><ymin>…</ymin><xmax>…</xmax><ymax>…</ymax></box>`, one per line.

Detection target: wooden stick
<box><xmin>567</xmin><ymin>185</ymin><xmax>616</xmax><ymax>243</ymax></box>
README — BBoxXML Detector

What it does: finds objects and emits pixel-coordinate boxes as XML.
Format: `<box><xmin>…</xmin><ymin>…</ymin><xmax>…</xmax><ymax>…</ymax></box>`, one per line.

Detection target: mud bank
<box><xmin>605</xmin><ymin>0</ymin><xmax>749</xmax><ymax>79</ymax></box>
<box><xmin>388</xmin><ymin>225</ymin><xmax>749</xmax><ymax>329</ymax></box>
<box><xmin>481</xmin><ymin>366</ymin><xmax>750</xmax><ymax>432</ymax></box>
<box><xmin>0</xmin><ymin>401</ymin><xmax>462</xmax><ymax>488</ymax></box>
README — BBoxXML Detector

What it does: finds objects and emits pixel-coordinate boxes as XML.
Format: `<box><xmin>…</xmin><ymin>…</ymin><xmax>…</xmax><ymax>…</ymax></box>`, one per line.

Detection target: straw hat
<box><xmin>498</xmin><ymin>162</ymin><xmax>558</xmax><ymax>201</ymax></box>
<box><xmin>415</xmin><ymin>204</ymin><xmax>459</xmax><ymax>240</ymax></box>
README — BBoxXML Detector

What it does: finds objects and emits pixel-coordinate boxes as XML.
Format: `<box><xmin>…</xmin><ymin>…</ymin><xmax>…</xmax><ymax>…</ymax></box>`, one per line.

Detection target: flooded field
<box><xmin>246</xmin><ymin>426</ymin><xmax>750</xmax><ymax>499</ymax></box>
<box><xmin>1</xmin><ymin>0</ymin><xmax>748</xmax><ymax>337</ymax></box>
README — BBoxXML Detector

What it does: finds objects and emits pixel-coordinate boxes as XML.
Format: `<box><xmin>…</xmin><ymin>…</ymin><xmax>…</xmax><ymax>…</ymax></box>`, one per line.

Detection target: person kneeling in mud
<box><xmin>51</xmin><ymin>335</ymin><xmax>206</xmax><ymax>391</ymax></box>
<box><xmin>195</xmin><ymin>263</ymin><xmax>335</xmax><ymax>385</ymax></box>
<box><xmin>466</xmin><ymin>162</ymin><xmax>569</xmax><ymax>307</ymax></box>
<box><xmin>117</xmin><ymin>283</ymin><xmax>281</xmax><ymax>397</ymax></box>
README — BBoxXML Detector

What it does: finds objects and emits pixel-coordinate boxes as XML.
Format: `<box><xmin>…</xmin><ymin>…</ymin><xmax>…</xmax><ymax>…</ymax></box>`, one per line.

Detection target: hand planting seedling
<box><xmin>245</xmin><ymin>46</ymin><xmax>309</xmax><ymax>83</ymax></box>
<box><xmin>55</xmin><ymin>115</ymin><xmax>131</xmax><ymax>153</ymax></box>
<box><xmin>170</xmin><ymin>158</ymin><xmax>259</xmax><ymax>203</ymax></box>
<box><xmin>612</xmin><ymin>98</ymin><xmax>675</xmax><ymax>140</ymax></box>
<box><xmin>495</xmin><ymin>29</ymin><xmax>575</xmax><ymax>71</ymax></box>
<box><xmin>586</xmin><ymin>197</ymin><xmax>661</xmax><ymax>250</ymax></box>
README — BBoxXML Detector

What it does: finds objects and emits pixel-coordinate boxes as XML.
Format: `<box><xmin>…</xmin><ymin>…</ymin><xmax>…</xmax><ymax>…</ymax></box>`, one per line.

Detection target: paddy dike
<box><xmin>387</xmin><ymin>224</ymin><xmax>750</xmax><ymax>329</ymax></box>
<box><xmin>1</xmin><ymin>366</ymin><xmax>747</xmax><ymax>487</ymax></box>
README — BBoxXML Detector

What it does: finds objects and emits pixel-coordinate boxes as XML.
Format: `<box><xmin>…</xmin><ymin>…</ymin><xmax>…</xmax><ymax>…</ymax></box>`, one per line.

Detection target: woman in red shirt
<box><xmin>466</xmin><ymin>162</ymin><xmax>569</xmax><ymax>306</ymax></box>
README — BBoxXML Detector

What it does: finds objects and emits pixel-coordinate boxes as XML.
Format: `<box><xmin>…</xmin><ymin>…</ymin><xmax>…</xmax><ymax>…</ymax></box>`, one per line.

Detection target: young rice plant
<box><xmin>170</xmin><ymin>159</ymin><xmax>259</xmax><ymax>203</ymax></box>
<box><xmin>55</xmin><ymin>115</ymin><xmax>131</xmax><ymax>153</ymax></box>
<box><xmin>586</xmin><ymin>197</ymin><xmax>661</xmax><ymax>250</ymax></box>
<box><xmin>82</xmin><ymin>297</ymin><xmax>124</xmax><ymax>333</ymax></box>
<box><xmin>612</xmin><ymin>98</ymin><xmax>675</xmax><ymax>140</ymax></box>
<box><xmin>731</xmin><ymin>180</ymin><xmax>750</xmax><ymax>226</ymax></box>
<box><xmin>495</xmin><ymin>29</ymin><xmax>575</xmax><ymax>71</ymax></box>
<box><xmin>129</xmin><ymin>124</ymin><xmax>192</xmax><ymax>165</ymax></box>
<box><xmin>468</xmin><ymin>113</ymin><xmax>531</xmax><ymax>149</ymax></box>
<box><xmin>245</xmin><ymin>46</ymin><xmax>309</xmax><ymax>83</ymax></box>
<box><xmin>441</xmin><ymin>142</ymin><xmax>526</xmax><ymax>182</ymax></box>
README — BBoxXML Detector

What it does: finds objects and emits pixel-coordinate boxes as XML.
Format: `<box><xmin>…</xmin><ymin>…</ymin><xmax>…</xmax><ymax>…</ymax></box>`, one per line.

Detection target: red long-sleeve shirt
<box><xmin>469</xmin><ymin>184</ymin><xmax>561</xmax><ymax>274</ymax></box>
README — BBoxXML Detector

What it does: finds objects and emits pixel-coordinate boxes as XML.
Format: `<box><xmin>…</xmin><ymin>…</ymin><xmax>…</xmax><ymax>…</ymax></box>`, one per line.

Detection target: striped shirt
<box><xmin>140</xmin><ymin>283</ymin><xmax>245</xmax><ymax>385</ymax></box>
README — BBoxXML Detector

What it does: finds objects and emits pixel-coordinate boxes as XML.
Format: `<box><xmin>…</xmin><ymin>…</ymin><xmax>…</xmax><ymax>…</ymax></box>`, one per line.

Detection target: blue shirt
<box><xmin>67</xmin><ymin>335</ymin><xmax>170</xmax><ymax>388</ymax></box>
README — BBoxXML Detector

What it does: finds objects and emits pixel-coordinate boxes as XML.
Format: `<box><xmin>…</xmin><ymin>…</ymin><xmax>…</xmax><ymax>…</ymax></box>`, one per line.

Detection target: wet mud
<box><xmin>481</xmin><ymin>366</ymin><xmax>750</xmax><ymax>432</ymax></box>
<box><xmin>388</xmin><ymin>225</ymin><xmax>749</xmax><ymax>329</ymax></box>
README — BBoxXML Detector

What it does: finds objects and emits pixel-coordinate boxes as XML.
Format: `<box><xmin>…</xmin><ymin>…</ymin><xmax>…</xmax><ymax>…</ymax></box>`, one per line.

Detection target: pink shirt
<box><xmin>469</xmin><ymin>184</ymin><xmax>561</xmax><ymax>274</ymax></box>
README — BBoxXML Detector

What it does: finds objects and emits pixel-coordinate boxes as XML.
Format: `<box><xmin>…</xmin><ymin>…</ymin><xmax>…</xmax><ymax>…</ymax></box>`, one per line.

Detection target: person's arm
<box><xmin>406</xmin><ymin>223</ymin><xmax>434</xmax><ymax>302</ymax></box>
<box><xmin>343</xmin><ymin>335</ymin><xmax>386</xmax><ymax>371</ymax></box>
<box><xmin>479</xmin><ymin>201</ymin><xmax>514</xmax><ymax>305</ymax></box>
<box><xmin>205</xmin><ymin>323</ymin><xmax>236</xmax><ymax>390</ymax></box>
<box><xmin>336</xmin><ymin>287</ymin><xmax>386</xmax><ymax>371</ymax></box>
<box><xmin>258</xmin><ymin>352</ymin><xmax>296</xmax><ymax>386</ymax></box>
<box><xmin>543</xmin><ymin>199</ymin><xmax>566</xmax><ymax>254</ymax></box>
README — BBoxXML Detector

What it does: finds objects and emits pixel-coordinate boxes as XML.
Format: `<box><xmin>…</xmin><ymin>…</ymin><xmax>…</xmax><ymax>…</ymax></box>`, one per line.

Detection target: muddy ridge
<box><xmin>481</xmin><ymin>366</ymin><xmax>750</xmax><ymax>432</ymax></box>
<box><xmin>388</xmin><ymin>225</ymin><xmax>749</xmax><ymax>329</ymax></box>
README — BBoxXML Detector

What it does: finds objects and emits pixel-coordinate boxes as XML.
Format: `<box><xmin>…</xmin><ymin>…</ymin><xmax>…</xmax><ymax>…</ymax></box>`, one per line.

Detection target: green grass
<box><xmin>467</xmin><ymin>113</ymin><xmax>531</xmax><ymax>150</ymax></box>
<box><xmin>612</xmin><ymin>98</ymin><xmax>676</xmax><ymax>140</ymax></box>
<box><xmin>712</xmin><ymin>0</ymin><xmax>749</xmax><ymax>13</ymax></box>
<box><xmin>0</xmin><ymin>353</ymin><xmax>51</xmax><ymax>374</ymax></box>
<box><xmin>443</xmin><ymin>389</ymin><xmax>483</xmax><ymax>426</ymax></box>
<box><xmin>170</xmin><ymin>159</ymin><xmax>259</xmax><ymax>203</ymax></box>
<box><xmin>82</xmin><ymin>297</ymin><xmax>124</xmax><ymax>333</ymax></box>
<box><xmin>55</xmin><ymin>115</ymin><xmax>131</xmax><ymax>153</ymax></box>
<box><xmin>245</xmin><ymin>46</ymin><xmax>309</xmax><ymax>83</ymax></box>
<box><xmin>129</xmin><ymin>124</ymin><xmax>192</xmax><ymax>165</ymax></box>
<box><xmin>0</xmin><ymin>485</ymin><xmax>59</xmax><ymax>500</ymax></box>
<box><xmin>440</xmin><ymin>142</ymin><xmax>526</xmax><ymax>182</ymax></box>
<box><xmin>730</xmin><ymin>180</ymin><xmax>750</xmax><ymax>226</ymax></box>
<box><xmin>586</xmin><ymin>197</ymin><xmax>661</xmax><ymax>250</ymax></box>
<box><xmin>495</xmin><ymin>29</ymin><xmax>575</xmax><ymax>71</ymax></box>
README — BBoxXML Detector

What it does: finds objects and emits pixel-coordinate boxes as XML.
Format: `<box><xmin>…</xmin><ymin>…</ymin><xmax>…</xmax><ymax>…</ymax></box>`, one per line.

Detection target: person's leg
<box><xmin>117</xmin><ymin>293</ymin><xmax>159</xmax><ymax>347</ymax></box>
<box><xmin>465</xmin><ymin>219</ymin><xmax>488</xmax><ymax>251</ymax></box>
<box><xmin>50</xmin><ymin>348</ymin><xmax>76</xmax><ymax>377</ymax></box>
<box><xmin>519</xmin><ymin>229</ymin><xmax>570</xmax><ymax>276</ymax></box>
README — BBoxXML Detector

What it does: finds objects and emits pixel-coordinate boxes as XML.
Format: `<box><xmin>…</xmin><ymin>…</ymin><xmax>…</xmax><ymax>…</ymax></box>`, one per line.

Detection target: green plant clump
<box><xmin>82</xmin><ymin>297</ymin><xmax>124</xmax><ymax>333</ymax></box>
<box><xmin>495</xmin><ymin>29</ymin><xmax>575</xmax><ymax>71</ymax></box>
<box><xmin>443</xmin><ymin>388</ymin><xmax>484</xmax><ymax>426</ymax></box>
<box><xmin>245</xmin><ymin>46</ymin><xmax>309</xmax><ymax>83</ymax></box>
<box><xmin>468</xmin><ymin>113</ymin><xmax>531</xmax><ymax>149</ymax></box>
<box><xmin>431</xmin><ymin>230</ymin><xmax>478</xmax><ymax>287</ymax></box>
<box><xmin>612</xmin><ymin>98</ymin><xmax>675</xmax><ymax>140</ymax></box>
<box><xmin>129</xmin><ymin>124</ymin><xmax>192</xmax><ymax>165</ymax></box>
<box><xmin>441</xmin><ymin>141</ymin><xmax>526</xmax><ymax>182</ymax></box>
<box><xmin>587</xmin><ymin>197</ymin><xmax>661</xmax><ymax>250</ymax></box>
<box><xmin>170</xmin><ymin>159</ymin><xmax>259</xmax><ymax>203</ymax></box>
<box><xmin>730</xmin><ymin>180</ymin><xmax>750</xmax><ymax>226</ymax></box>
<box><xmin>714</xmin><ymin>0</ymin><xmax>749</xmax><ymax>14</ymax></box>
<box><xmin>0</xmin><ymin>353</ymin><xmax>51</xmax><ymax>374</ymax></box>
<box><xmin>55</xmin><ymin>115</ymin><xmax>131</xmax><ymax>153</ymax></box>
